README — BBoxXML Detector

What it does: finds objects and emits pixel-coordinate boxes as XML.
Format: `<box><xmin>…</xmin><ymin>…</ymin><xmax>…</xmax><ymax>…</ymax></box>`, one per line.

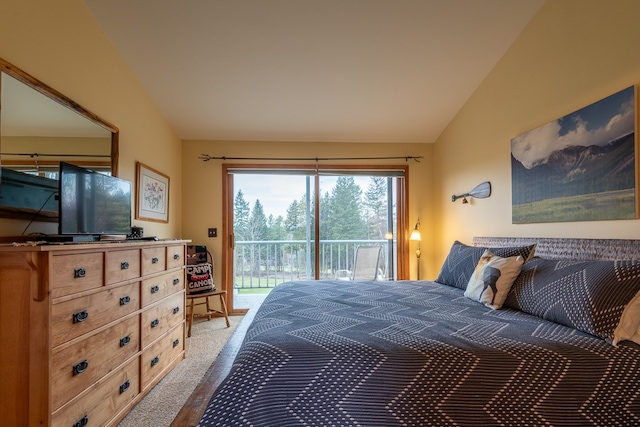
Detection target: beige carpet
<box><xmin>118</xmin><ymin>315</ymin><xmax>243</xmax><ymax>427</ymax></box>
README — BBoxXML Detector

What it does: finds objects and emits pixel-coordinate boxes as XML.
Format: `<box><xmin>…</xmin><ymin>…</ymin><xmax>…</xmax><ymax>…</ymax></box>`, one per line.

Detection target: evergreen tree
<box><xmin>233</xmin><ymin>189</ymin><xmax>250</xmax><ymax>241</ymax></box>
<box><xmin>364</xmin><ymin>177</ymin><xmax>389</xmax><ymax>239</ymax></box>
<box><xmin>285</xmin><ymin>198</ymin><xmax>310</xmax><ymax>240</ymax></box>
<box><xmin>319</xmin><ymin>191</ymin><xmax>332</xmax><ymax>239</ymax></box>
<box><xmin>267</xmin><ymin>214</ymin><xmax>286</xmax><ymax>240</ymax></box>
<box><xmin>329</xmin><ymin>176</ymin><xmax>366</xmax><ymax>240</ymax></box>
<box><xmin>249</xmin><ymin>199</ymin><xmax>268</xmax><ymax>241</ymax></box>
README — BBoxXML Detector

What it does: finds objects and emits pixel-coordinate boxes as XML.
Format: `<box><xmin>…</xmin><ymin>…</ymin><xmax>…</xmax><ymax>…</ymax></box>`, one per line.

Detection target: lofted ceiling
<box><xmin>83</xmin><ymin>0</ymin><xmax>544</xmax><ymax>143</ymax></box>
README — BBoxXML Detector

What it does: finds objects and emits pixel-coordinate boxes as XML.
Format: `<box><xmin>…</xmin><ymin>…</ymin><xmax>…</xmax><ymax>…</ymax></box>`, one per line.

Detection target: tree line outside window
<box><xmin>233</xmin><ymin>176</ymin><xmax>395</xmax><ymax>276</ymax></box>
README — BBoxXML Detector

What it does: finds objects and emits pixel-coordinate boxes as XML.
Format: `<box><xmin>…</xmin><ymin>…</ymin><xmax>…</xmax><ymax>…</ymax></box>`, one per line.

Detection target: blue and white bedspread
<box><xmin>198</xmin><ymin>280</ymin><xmax>640</xmax><ymax>426</ymax></box>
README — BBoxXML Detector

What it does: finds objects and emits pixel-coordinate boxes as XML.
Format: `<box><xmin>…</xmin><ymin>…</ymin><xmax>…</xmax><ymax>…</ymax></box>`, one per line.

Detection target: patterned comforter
<box><xmin>198</xmin><ymin>280</ymin><xmax>640</xmax><ymax>426</ymax></box>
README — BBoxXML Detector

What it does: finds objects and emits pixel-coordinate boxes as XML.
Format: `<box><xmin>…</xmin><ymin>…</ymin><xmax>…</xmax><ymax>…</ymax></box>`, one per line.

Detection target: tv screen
<box><xmin>58</xmin><ymin>162</ymin><xmax>132</xmax><ymax>236</ymax></box>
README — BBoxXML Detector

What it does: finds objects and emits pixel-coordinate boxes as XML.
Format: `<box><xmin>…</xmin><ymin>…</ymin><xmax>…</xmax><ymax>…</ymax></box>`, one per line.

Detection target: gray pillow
<box><xmin>504</xmin><ymin>258</ymin><xmax>640</xmax><ymax>344</ymax></box>
<box><xmin>436</xmin><ymin>240</ymin><xmax>536</xmax><ymax>289</ymax></box>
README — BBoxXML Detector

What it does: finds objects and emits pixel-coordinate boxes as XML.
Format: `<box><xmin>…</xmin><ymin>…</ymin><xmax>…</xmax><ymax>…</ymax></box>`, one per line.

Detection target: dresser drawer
<box><xmin>141</xmin><ymin>292</ymin><xmax>184</xmax><ymax>347</ymax></box>
<box><xmin>51</xmin><ymin>357</ymin><xmax>140</xmax><ymax>427</ymax></box>
<box><xmin>50</xmin><ymin>252</ymin><xmax>105</xmax><ymax>298</ymax></box>
<box><xmin>142</xmin><ymin>246</ymin><xmax>166</xmax><ymax>276</ymax></box>
<box><xmin>106</xmin><ymin>248</ymin><xmax>141</xmax><ymax>284</ymax></box>
<box><xmin>141</xmin><ymin>270</ymin><xmax>185</xmax><ymax>307</ymax></box>
<box><xmin>52</xmin><ymin>282</ymin><xmax>140</xmax><ymax>347</ymax></box>
<box><xmin>141</xmin><ymin>323</ymin><xmax>184</xmax><ymax>389</ymax></box>
<box><xmin>166</xmin><ymin>244</ymin><xmax>185</xmax><ymax>270</ymax></box>
<box><xmin>51</xmin><ymin>315</ymin><xmax>140</xmax><ymax>411</ymax></box>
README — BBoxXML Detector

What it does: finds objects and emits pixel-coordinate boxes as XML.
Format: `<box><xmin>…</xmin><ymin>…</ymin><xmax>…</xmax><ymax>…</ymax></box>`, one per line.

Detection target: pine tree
<box><xmin>328</xmin><ymin>176</ymin><xmax>366</xmax><ymax>240</ymax></box>
<box><xmin>249</xmin><ymin>199</ymin><xmax>268</xmax><ymax>241</ymax></box>
<box><xmin>364</xmin><ymin>177</ymin><xmax>389</xmax><ymax>239</ymax></box>
<box><xmin>233</xmin><ymin>190</ymin><xmax>250</xmax><ymax>241</ymax></box>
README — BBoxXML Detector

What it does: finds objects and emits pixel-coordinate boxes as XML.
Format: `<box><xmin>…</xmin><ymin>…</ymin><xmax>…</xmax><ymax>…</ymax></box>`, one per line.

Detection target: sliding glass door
<box><xmin>223</xmin><ymin>165</ymin><xmax>409</xmax><ymax>313</ymax></box>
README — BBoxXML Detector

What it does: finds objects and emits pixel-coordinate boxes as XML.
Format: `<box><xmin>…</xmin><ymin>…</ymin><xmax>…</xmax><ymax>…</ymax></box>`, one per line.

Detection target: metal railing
<box><xmin>233</xmin><ymin>239</ymin><xmax>396</xmax><ymax>289</ymax></box>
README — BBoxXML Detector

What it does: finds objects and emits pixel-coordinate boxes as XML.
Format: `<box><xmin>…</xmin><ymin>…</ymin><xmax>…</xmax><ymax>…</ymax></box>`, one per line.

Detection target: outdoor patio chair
<box><xmin>351</xmin><ymin>245</ymin><xmax>383</xmax><ymax>281</ymax></box>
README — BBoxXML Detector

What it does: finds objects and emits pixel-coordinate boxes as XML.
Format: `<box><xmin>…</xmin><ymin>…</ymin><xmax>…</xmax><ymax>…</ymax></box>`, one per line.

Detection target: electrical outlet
<box><xmin>208</xmin><ymin>228</ymin><xmax>217</xmax><ymax>238</ymax></box>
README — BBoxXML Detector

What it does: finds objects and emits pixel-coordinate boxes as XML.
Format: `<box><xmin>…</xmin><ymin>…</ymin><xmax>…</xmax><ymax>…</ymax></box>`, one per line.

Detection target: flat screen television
<box><xmin>58</xmin><ymin>162</ymin><xmax>132</xmax><ymax>238</ymax></box>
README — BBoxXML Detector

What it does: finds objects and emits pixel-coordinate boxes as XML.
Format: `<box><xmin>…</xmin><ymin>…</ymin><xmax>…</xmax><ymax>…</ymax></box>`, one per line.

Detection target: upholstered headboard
<box><xmin>473</xmin><ymin>237</ymin><xmax>640</xmax><ymax>261</ymax></box>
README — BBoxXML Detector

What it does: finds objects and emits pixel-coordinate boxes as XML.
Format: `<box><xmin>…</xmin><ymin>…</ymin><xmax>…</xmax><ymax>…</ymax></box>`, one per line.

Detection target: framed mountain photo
<box><xmin>511</xmin><ymin>86</ymin><xmax>636</xmax><ymax>223</ymax></box>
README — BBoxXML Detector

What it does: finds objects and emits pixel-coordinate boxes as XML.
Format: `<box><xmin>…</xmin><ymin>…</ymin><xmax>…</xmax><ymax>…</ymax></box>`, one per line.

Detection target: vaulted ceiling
<box><xmin>83</xmin><ymin>0</ymin><xmax>544</xmax><ymax>143</ymax></box>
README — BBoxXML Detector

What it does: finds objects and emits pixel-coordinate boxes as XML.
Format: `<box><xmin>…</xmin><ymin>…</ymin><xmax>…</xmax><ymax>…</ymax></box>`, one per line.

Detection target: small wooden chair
<box><xmin>185</xmin><ymin>245</ymin><xmax>230</xmax><ymax>337</ymax></box>
<box><xmin>186</xmin><ymin>289</ymin><xmax>230</xmax><ymax>337</ymax></box>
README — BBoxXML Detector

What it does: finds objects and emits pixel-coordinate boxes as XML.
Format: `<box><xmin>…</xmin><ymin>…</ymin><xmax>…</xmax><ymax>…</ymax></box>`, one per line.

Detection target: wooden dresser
<box><xmin>0</xmin><ymin>239</ymin><xmax>189</xmax><ymax>427</ymax></box>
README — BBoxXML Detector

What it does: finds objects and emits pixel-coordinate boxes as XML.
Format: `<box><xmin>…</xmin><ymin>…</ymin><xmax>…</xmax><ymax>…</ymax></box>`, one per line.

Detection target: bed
<box><xmin>193</xmin><ymin>237</ymin><xmax>640</xmax><ymax>426</ymax></box>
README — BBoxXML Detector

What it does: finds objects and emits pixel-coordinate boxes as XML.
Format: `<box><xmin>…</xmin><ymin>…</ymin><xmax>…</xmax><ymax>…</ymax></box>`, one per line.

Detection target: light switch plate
<box><xmin>208</xmin><ymin>228</ymin><xmax>217</xmax><ymax>238</ymax></box>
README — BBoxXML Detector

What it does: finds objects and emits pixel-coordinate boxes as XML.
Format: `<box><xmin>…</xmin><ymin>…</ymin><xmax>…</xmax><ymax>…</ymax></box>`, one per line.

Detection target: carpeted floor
<box><xmin>118</xmin><ymin>315</ymin><xmax>243</xmax><ymax>427</ymax></box>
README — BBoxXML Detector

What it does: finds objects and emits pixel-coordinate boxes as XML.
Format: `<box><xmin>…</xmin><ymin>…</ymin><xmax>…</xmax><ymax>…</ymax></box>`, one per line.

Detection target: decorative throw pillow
<box><xmin>504</xmin><ymin>258</ymin><xmax>640</xmax><ymax>345</ymax></box>
<box><xmin>615</xmin><ymin>292</ymin><xmax>640</xmax><ymax>345</ymax></box>
<box><xmin>436</xmin><ymin>241</ymin><xmax>536</xmax><ymax>289</ymax></box>
<box><xmin>464</xmin><ymin>249</ymin><xmax>525</xmax><ymax>310</ymax></box>
<box><xmin>186</xmin><ymin>263</ymin><xmax>216</xmax><ymax>294</ymax></box>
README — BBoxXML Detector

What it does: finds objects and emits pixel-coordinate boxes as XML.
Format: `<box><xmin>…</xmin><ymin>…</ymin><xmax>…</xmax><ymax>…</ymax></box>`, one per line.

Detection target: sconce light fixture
<box><xmin>452</xmin><ymin>181</ymin><xmax>491</xmax><ymax>204</ymax></box>
<box><xmin>409</xmin><ymin>218</ymin><xmax>422</xmax><ymax>279</ymax></box>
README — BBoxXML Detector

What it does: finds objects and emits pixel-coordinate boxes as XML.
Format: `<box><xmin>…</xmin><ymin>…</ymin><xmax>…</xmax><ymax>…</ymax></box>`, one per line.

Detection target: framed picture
<box><xmin>511</xmin><ymin>85</ymin><xmax>636</xmax><ymax>223</ymax></box>
<box><xmin>136</xmin><ymin>162</ymin><xmax>170</xmax><ymax>223</ymax></box>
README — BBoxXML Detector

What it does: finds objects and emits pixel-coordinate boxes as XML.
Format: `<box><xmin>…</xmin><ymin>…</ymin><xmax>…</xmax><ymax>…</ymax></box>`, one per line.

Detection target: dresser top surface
<box><xmin>0</xmin><ymin>238</ymin><xmax>191</xmax><ymax>253</ymax></box>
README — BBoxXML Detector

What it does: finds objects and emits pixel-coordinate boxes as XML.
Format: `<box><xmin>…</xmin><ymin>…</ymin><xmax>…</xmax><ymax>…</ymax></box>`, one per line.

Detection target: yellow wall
<box><xmin>0</xmin><ymin>0</ymin><xmax>183</xmax><ymax>238</ymax></box>
<box><xmin>4</xmin><ymin>0</ymin><xmax>639</xmax><ymax>283</ymax></box>
<box><xmin>433</xmin><ymin>0</ymin><xmax>640</xmax><ymax>274</ymax></box>
<box><xmin>181</xmin><ymin>140</ymin><xmax>434</xmax><ymax>282</ymax></box>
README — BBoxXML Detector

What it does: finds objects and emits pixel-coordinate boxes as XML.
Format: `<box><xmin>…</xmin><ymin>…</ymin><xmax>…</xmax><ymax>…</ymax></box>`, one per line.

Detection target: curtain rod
<box><xmin>198</xmin><ymin>154</ymin><xmax>423</xmax><ymax>162</ymax></box>
<box><xmin>1</xmin><ymin>152</ymin><xmax>110</xmax><ymax>158</ymax></box>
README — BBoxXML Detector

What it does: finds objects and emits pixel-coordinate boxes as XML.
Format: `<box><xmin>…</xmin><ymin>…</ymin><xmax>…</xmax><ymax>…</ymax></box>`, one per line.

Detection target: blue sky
<box><xmin>511</xmin><ymin>86</ymin><xmax>635</xmax><ymax>169</ymax></box>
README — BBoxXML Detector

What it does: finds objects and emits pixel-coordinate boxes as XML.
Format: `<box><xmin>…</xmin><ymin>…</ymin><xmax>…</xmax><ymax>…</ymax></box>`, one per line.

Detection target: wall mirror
<box><xmin>0</xmin><ymin>57</ymin><xmax>119</xmax><ymax>221</ymax></box>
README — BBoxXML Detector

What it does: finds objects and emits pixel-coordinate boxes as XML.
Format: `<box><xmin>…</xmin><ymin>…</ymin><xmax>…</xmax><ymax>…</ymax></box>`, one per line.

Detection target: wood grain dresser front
<box><xmin>0</xmin><ymin>240</ymin><xmax>188</xmax><ymax>427</ymax></box>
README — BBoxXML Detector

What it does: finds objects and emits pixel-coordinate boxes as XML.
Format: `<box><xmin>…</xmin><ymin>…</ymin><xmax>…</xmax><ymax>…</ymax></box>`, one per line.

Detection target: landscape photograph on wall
<box><xmin>511</xmin><ymin>85</ymin><xmax>636</xmax><ymax>223</ymax></box>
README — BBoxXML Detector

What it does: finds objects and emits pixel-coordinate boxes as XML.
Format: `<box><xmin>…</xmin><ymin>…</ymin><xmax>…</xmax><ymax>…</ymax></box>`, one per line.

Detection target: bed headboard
<box><xmin>473</xmin><ymin>237</ymin><xmax>640</xmax><ymax>261</ymax></box>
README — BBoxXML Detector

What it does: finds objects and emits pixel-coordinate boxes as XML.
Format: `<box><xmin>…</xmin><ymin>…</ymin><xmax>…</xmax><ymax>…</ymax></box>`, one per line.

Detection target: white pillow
<box><xmin>464</xmin><ymin>249</ymin><xmax>524</xmax><ymax>310</ymax></box>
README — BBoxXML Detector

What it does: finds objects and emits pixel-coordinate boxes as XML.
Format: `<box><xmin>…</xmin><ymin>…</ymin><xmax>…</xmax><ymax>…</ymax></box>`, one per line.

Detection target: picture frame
<box><xmin>136</xmin><ymin>161</ymin><xmax>170</xmax><ymax>223</ymax></box>
<box><xmin>511</xmin><ymin>85</ymin><xmax>636</xmax><ymax>223</ymax></box>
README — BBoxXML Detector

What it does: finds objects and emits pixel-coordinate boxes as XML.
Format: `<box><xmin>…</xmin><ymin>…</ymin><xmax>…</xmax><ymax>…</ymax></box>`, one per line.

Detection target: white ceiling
<box><xmin>83</xmin><ymin>0</ymin><xmax>544</xmax><ymax>143</ymax></box>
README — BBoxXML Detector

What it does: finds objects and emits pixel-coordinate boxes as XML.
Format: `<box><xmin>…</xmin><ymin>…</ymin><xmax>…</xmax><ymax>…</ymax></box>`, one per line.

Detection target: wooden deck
<box><xmin>170</xmin><ymin>308</ymin><xmax>257</xmax><ymax>426</ymax></box>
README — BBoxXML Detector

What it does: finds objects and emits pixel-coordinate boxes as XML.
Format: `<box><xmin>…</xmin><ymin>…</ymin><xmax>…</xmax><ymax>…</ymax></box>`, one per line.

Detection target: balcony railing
<box><xmin>233</xmin><ymin>239</ymin><xmax>396</xmax><ymax>289</ymax></box>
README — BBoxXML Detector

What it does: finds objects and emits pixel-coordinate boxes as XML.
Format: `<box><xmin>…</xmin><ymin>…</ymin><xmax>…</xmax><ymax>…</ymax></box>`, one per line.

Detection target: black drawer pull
<box><xmin>173</xmin><ymin>278</ymin><xmax>180</xmax><ymax>285</ymax></box>
<box><xmin>150</xmin><ymin>318</ymin><xmax>159</xmax><ymax>328</ymax></box>
<box><xmin>72</xmin><ymin>309</ymin><xmax>89</xmax><ymax>323</ymax></box>
<box><xmin>173</xmin><ymin>253</ymin><xmax>180</xmax><ymax>260</ymax></box>
<box><xmin>150</xmin><ymin>285</ymin><xmax>160</xmax><ymax>294</ymax></box>
<box><xmin>120</xmin><ymin>335</ymin><xmax>131</xmax><ymax>347</ymax></box>
<box><xmin>73</xmin><ymin>359</ymin><xmax>89</xmax><ymax>376</ymax></box>
<box><xmin>152</xmin><ymin>256</ymin><xmax>159</xmax><ymax>264</ymax></box>
<box><xmin>173</xmin><ymin>306</ymin><xmax>180</xmax><ymax>315</ymax></box>
<box><xmin>73</xmin><ymin>415</ymin><xmax>88</xmax><ymax>427</ymax></box>
<box><xmin>119</xmin><ymin>380</ymin><xmax>130</xmax><ymax>394</ymax></box>
<box><xmin>151</xmin><ymin>356</ymin><xmax>159</xmax><ymax>367</ymax></box>
<box><xmin>120</xmin><ymin>295</ymin><xmax>131</xmax><ymax>306</ymax></box>
<box><xmin>74</xmin><ymin>268</ymin><xmax>86</xmax><ymax>278</ymax></box>
<box><xmin>121</xmin><ymin>261</ymin><xmax>130</xmax><ymax>270</ymax></box>
<box><xmin>173</xmin><ymin>338</ymin><xmax>180</xmax><ymax>348</ymax></box>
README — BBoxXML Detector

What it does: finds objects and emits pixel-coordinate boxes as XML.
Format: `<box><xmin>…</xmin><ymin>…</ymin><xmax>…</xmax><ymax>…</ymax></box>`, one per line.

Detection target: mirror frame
<box><xmin>0</xmin><ymin>56</ymin><xmax>119</xmax><ymax>220</ymax></box>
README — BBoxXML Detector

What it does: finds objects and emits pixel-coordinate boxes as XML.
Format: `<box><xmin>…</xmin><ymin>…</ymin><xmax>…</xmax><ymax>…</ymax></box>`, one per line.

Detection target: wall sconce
<box><xmin>409</xmin><ymin>218</ymin><xmax>422</xmax><ymax>279</ymax></box>
<box><xmin>452</xmin><ymin>181</ymin><xmax>491</xmax><ymax>204</ymax></box>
